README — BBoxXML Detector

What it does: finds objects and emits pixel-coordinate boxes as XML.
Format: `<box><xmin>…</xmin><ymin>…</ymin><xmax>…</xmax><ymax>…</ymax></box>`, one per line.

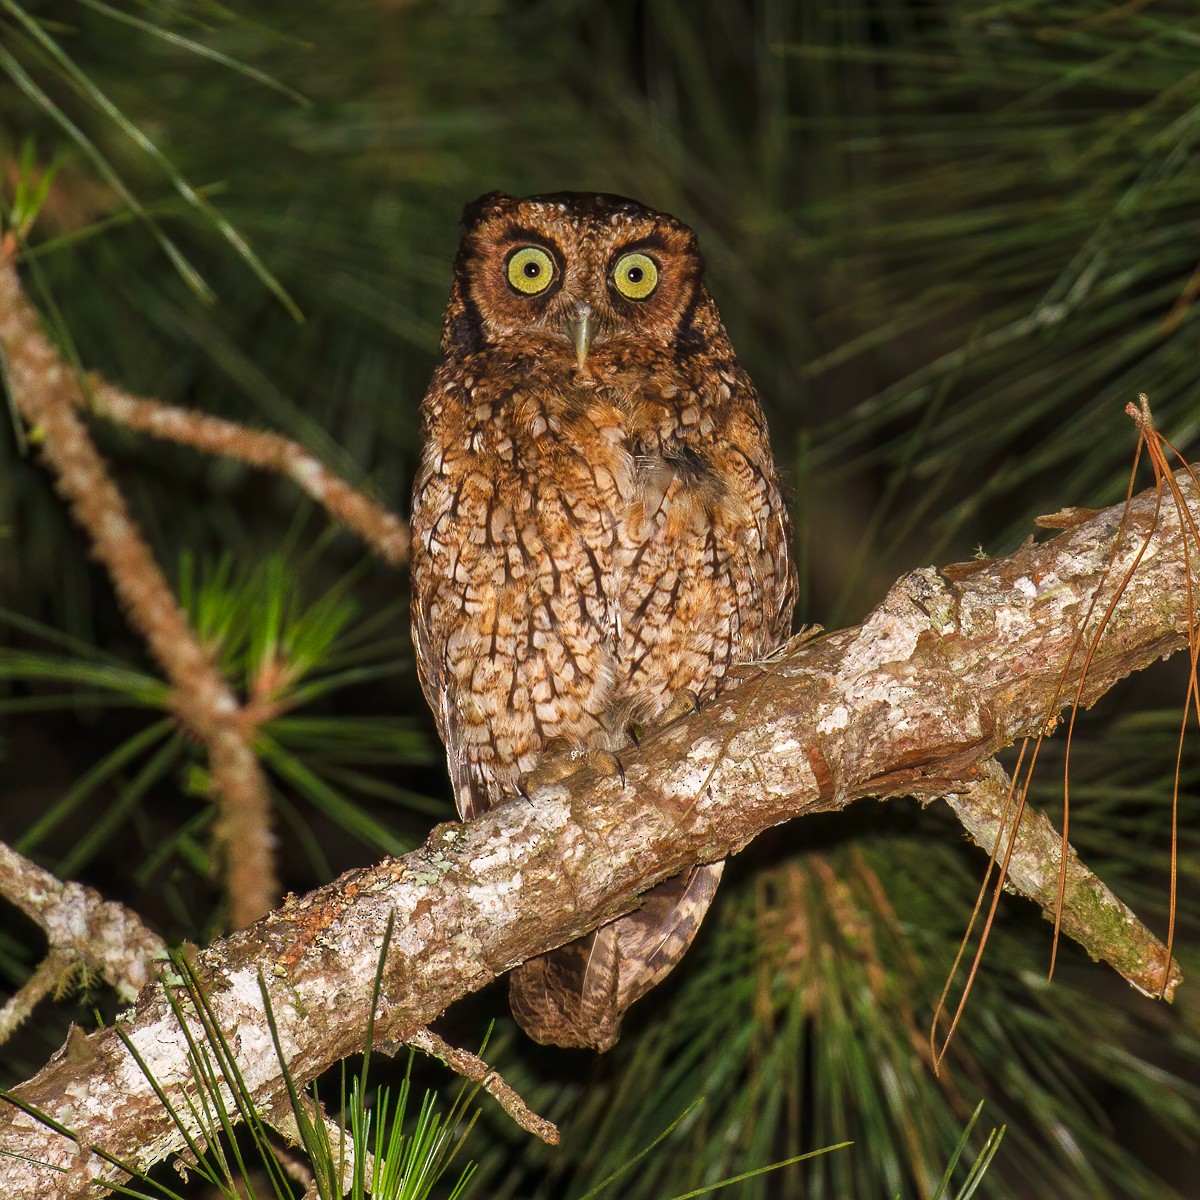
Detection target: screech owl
<box><xmin>410</xmin><ymin>191</ymin><xmax>796</xmax><ymax>1050</ymax></box>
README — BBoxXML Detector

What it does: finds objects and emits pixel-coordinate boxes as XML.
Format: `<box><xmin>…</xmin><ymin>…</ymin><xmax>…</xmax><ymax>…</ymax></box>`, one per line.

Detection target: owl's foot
<box><xmin>659</xmin><ymin>687</ymin><xmax>702</xmax><ymax>726</ymax></box>
<box><xmin>518</xmin><ymin>746</ymin><xmax>626</xmax><ymax>799</ymax></box>
<box><xmin>628</xmin><ymin>688</ymin><xmax>701</xmax><ymax>748</ymax></box>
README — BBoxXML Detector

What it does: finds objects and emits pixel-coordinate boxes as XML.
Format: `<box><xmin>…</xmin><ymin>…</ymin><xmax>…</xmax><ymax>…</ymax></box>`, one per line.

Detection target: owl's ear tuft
<box><xmin>441</xmin><ymin>194</ymin><xmax>509</xmax><ymax>357</ymax></box>
<box><xmin>461</xmin><ymin>191</ymin><xmax>515</xmax><ymax>229</ymax></box>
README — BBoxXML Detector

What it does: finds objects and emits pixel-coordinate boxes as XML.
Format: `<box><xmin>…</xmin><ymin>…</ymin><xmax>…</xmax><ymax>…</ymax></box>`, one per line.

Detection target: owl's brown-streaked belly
<box><xmin>411</xmin><ymin>365</ymin><xmax>786</xmax><ymax>817</ymax></box>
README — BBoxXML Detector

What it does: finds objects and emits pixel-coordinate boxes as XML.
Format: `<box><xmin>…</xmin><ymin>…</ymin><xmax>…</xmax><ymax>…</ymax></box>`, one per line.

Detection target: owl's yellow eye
<box><xmin>612</xmin><ymin>252</ymin><xmax>659</xmax><ymax>300</ymax></box>
<box><xmin>506</xmin><ymin>246</ymin><xmax>556</xmax><ymax>295</ymax></box>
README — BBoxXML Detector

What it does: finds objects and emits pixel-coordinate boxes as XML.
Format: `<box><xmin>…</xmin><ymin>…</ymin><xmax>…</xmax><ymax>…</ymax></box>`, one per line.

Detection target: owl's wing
<box><xmin>768</xmin><ymin>487</ymin><xmax>799</xmax><ymax>646</ymax></box>
<box><xmin>408</xmin><ymin>432</ymin><xmax>492</xmax><ymax>825</ymax></box>
<box><xmin>612</xmin><ymin>861</ymin><xmax>724</xmax><ymax>1011</ymax></box>
<box><xmin>410</xmin><ymin>543</ymin><xmax>493</xmax><ymax>822</ymax></box>
<box><xmin>508</xmin><ymin>926</ymin><xmax>622</xmax><ymax>1051</ymax></box>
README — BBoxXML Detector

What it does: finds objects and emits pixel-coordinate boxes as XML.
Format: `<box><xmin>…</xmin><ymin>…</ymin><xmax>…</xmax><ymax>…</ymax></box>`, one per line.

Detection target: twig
<box><xmin>0</xmin><ymin>841</ymin><xmax>165</xmax><ymax>1042</ymax></box>
<box><xmin>0</xmin><ymin>249</ymin><xmax>277</xmax><ymax>926</ymax></box>
<box><xmin>0</xmin><ymin>953</ymin><xmax>71</xmax><ymax>1043</ymax></box>
<box><xmin>942</xmin><ymin>761</ymin><xmax>1180</xmax><ymax>999</ymax></box>
<box><xmin>402</xmin><ymin>1027</ymin><xmax>560</xmax><ymax>1145</ymax></box>
<box><xmin>270</xmin><ymin>1092</ymin><xmax>373</xmax><ymax>1197</ymax></box>
<box><xmin>88</xmin><ymin>380</ymin><xmax>409</xmax><ymax>566</ymax></box>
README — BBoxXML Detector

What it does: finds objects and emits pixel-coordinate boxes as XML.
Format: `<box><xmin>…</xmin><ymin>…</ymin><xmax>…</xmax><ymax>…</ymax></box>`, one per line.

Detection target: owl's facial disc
<box><xmin>444</xmin><ymin>192</ymin><xmax>714</xmax><ymax>364</ymax></box>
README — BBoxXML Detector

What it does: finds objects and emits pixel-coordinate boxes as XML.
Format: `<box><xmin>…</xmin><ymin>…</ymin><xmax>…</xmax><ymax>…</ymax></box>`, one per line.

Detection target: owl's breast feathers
<box><xmin>410</xmin><ymin>345</ymin><xmax>795</xmax><ymax>820</ymax></box>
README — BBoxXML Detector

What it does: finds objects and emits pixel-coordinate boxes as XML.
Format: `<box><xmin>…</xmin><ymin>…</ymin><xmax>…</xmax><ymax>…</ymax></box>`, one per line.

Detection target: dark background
<box><xmin>2</xmin><ymin>2</ymin><xmax>1200</xmax><ymax>1196</ymax></box>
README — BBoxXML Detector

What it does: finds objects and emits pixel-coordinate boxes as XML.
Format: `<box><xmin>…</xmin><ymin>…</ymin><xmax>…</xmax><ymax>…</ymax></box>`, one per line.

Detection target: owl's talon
<box><xmin>602</xmin><ymin>750</ymin><xmax>627</xmax><ymax>789</ymax></box>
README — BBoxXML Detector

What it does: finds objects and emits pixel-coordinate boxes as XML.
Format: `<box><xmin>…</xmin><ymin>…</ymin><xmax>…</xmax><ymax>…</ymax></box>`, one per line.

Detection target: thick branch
<box><xmin>0</xmin><ymin>471</ymin><xmax>1193</xmax><ymax>1196</ymax></box>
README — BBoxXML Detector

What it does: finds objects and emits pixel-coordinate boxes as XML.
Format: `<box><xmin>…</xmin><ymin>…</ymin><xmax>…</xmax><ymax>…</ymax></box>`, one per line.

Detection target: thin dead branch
<box><xmin>403</xmin><ymin>1027</ymin><xmax>560</xmax><ymax>1145</ymax></box>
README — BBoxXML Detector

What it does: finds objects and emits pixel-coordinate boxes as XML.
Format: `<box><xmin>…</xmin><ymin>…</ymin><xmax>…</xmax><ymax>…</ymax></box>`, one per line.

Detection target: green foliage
<box><xmin>0</xmin><ymin>548</ymin><xmax>429</xmax><ymax>896</ymax></box>
<box><xmin>2</xmin><ymin>136</ymin><xmax>61</xmax><ymax>240</ymax></box>
<box><xmin>2</xmin><ymin>1</ymin><xmax>1199</xmax><ymax>1196</ymax></box>
<box><xmin>928</xmin><ymin>1101</ymin><xmax>1005</xmax><ymax>1200</ymax></box>
<box><xmin>0</xmin><ymin>0</ymin><xmax>297</xmax><ymax>308</ymax></box>
<box><xmin>789</xmin><ymin>3</ymin><xmax>1200</xmax><ymax>620</ymax></box>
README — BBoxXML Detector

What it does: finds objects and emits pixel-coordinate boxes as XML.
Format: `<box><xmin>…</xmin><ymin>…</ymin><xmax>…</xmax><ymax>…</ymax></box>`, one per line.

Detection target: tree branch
<box><xmin>86</xmin><ymin>380</ymin><xmax>409</xmax><ymax>566</ymax></box>
<box><xmin>0</xmin><ymin>843</ymin><xmax>166</xmax><ymax>1043</ymax></box>
<box><xmin>0</xmin><ymin>248</ymin><xmax>278</xmax><ymax>926</ymax></box>
<box><xmin>942</xmin><ymin>760</ymin><xmax>1177</xmax><ymax>998</ymax></box>
<box><xmin>0</xmin><ymin>248</ymin><xmax>412</xmax><ymax>927</ymax></box>
<box><xmin>0</xmin><ymin>466</ymin><xmax>1192</xmax><ymax>1196</ymax></box>
<box><xmin>402</xmin><ymin>1028</ymin><xmax>559</xmax><ymax>1145</ymax></box>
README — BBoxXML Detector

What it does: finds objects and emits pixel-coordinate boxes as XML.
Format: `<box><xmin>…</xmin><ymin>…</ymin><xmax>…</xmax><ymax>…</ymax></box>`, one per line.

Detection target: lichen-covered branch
<box><xmin>0</xmin><ymin>469</ymin><xmax>1193</xmax><ymax>1197</ymax></box>
<box><xmin>0</xmin><ymin>247</ymin><xmax>277</xmax><ymax>926</ymax></box>
<box><xmin>0</xmin><ymin>842</ymin><xmax>166</xmax><ymax>1042</ymax></box>
<box><xmin>942</xmin><ymin>760</ymin><xmax>1179</xmax><ymax>999</ymax></box>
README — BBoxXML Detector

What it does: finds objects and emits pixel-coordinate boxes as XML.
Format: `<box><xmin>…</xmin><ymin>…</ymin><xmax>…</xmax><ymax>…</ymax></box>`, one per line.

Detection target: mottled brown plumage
<box><xmin>410</xmin><ymin>191</ymin><xmax>795</xmax><ymax>1049</ymax></box>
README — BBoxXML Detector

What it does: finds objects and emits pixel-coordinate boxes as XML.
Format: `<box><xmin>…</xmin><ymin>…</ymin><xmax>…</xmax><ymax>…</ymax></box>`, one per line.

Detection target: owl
<box><xmin>410</xmin><ymin>191</ymin><xmax>795</xmax><ymax>1050</ymax></box>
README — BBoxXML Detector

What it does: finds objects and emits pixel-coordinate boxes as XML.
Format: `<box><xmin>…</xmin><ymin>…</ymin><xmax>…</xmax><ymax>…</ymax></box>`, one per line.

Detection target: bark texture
<box><xmin>0</xmin><ymin>471</ymin><xmax>1192</xmax><ymax>1197</ymax></box>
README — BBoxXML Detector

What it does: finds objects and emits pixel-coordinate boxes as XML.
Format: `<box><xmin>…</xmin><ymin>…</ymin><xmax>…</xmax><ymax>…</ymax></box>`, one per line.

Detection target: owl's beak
<box><xmin>565</xmin><ymin>303</ymin><xmax>594</xmax><ymax>370</ymax></box>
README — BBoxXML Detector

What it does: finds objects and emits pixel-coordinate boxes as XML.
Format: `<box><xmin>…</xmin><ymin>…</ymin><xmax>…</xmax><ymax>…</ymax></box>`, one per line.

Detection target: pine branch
<box><xmin>0</xmin><ymin>468</ymin><xmax>1192</xmax><ymax>1196</ymax></box>
<box><xmin>87</xmin><ymin>379</ymin><xmax>409</xmax><ymax>566</ymax></box>
<box><xmin>0</xmin><ymin>245</ymin><xmax>413</xmax><ymax>920</ymax></box>
<box><xmin>943</xmin><ymin>759</ymin><xmax>1174</xmax><ymax>999</ymax></box>
<box><xmin>0</xmin><ymin>242</ymin><xmax>278</xmax><ymax>926</ymax></box>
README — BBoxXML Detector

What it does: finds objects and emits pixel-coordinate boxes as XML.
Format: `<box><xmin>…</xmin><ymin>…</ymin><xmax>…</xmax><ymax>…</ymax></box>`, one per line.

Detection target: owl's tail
<box><xmin>507</xmin><ymin>861</ymin><xmax>724</xmax><ymax>1051</ymax></box>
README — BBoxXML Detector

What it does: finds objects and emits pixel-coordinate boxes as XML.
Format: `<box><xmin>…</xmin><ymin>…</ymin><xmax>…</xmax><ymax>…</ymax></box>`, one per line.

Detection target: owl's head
<box><xmin>442</xmin><ymin>191</ymin><xmax>725</xmax><ymax>366</ymax></box>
